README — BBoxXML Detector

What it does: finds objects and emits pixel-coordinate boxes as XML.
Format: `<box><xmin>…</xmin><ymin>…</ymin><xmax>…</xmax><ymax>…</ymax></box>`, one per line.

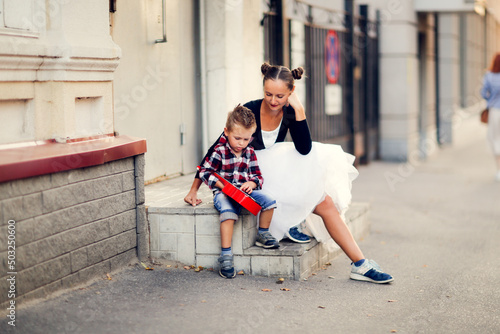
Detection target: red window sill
<box><xmin>0</xmin><ymin>135</ymin><xmax>147</xmax><ymax>183</ymax></box>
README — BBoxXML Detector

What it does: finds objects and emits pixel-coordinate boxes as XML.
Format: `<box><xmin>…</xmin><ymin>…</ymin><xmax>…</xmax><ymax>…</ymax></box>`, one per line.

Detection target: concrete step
<box><xmin>145</xmin><ymin>174</ymin><xmax>370</xmax><ymax>280</ymax></box>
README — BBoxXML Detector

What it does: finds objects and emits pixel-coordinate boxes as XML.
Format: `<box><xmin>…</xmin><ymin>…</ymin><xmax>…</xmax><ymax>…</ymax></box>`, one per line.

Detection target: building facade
<box><xmin>0</xmin><ymin>0</ymin><xmax>147</xmax><ymax>309</ymax></box>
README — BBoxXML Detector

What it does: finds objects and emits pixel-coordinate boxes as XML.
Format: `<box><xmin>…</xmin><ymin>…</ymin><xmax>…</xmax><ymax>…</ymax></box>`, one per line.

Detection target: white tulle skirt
<box><xmin>255</xmin><ymin>142</ymin><xmax>359</xmax><ymax>247</ymax></box>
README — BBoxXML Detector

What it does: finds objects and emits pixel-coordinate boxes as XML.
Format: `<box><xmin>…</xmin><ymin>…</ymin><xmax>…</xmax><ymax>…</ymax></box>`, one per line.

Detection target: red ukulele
<box><xmin>198</xmin><ymin>167</ymin><xmax>262</xmax><ymax>216</ymax></box>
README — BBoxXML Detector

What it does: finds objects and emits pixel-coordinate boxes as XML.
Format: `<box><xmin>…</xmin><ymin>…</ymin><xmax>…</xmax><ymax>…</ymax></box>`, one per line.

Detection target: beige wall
<box><xmin>111</xmin><ymin>0</ymin><xmax>198</xmax><ymax>181</ymax></box>
<box><xmin>0</xmin><ymin>0</ymin><xmax>120</xmax><ymax>145</ymax></box>
<box><xmin>111</xmin><ymin>0</ymin><xmax>264</xmax><ymax>182</ymax></box>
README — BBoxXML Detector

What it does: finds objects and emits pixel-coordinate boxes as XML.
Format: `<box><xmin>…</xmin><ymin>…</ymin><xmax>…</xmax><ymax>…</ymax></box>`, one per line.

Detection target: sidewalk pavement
<box><xmin>2</xmin><ymin>117</ymin><xmax>499</xmax><ymax>334</ymax></box>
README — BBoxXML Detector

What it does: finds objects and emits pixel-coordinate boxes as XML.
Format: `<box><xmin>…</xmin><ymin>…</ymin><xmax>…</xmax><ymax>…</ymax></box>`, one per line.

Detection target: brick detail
<box><xmin>0</xmin><ymin>156</ymin><xmax>144</xmax><ymax>307</ymax></box>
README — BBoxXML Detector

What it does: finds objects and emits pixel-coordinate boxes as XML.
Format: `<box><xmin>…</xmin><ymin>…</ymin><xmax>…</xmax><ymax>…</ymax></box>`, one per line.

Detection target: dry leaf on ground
<box><xmin>261</xmin><ymin>289</ymin><xmax>272</xmax><ymax>292</ymax></box>
<box><xmin>183</xmin><ymin>266</ymin><xmax>191</xmax><ymax>270</ymax></box>
<box><xmin>237</xmin><ymin>270</ymin><xmax>245</xmax><ymax>275</ymax></box>
<box><xmin>388</xmin><ymin>300</ymin><xmax>398</xmax><ymax>303</ymax></box>
<box><xmin>280</xmin><ymin>288</ymin><xmax>290</xmax><ymax>291</ymax></box>
<box><xmin>140</xmin><ymin>262</ymin><xmax>154</xmax><ymax>270</ymax></box>
<box><xmin>318</xmin><ymin>306</ymin><xmax>326</xmax><ymax>309</ymax></box>
<box><xmin>106</xmin><ymin>273</ymin><xmax>112</xmax><ymax>280</ymax></box>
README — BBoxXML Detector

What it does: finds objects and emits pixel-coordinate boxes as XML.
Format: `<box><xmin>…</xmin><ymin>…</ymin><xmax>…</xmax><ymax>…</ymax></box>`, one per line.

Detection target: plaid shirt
<box><xmin>199</xmin><ymin>135</ymin><xmax>264</xmax><ymax>195</ymax></box>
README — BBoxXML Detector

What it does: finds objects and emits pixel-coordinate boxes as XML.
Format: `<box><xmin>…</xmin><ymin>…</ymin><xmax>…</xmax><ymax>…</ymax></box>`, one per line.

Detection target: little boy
<box><xmin>199</xmin><ymin>105</ymin><xmax>279</xmax><ymax>279</ymax></box>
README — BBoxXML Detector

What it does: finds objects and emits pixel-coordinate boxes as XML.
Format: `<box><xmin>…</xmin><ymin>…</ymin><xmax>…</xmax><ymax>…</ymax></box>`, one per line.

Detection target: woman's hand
<box><xmin>240</xmin><ymin>181</ymin><xmax>257</xmax><ymax>194</ymax></box>
<box><xmin>286</xmin><ymin>91</ymin><xmax>306</xmax><ymax>121</ymax></box>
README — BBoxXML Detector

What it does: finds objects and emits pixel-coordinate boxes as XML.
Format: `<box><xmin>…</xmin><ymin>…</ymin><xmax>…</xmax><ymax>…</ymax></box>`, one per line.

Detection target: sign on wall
<box><xmin>325</xmin><ymin>84</ymin><xmax>342</xmax><ymax>115</ymax></box>
<box><xmin>325</xmin><ymin>30</ymin><xmax>340</xmax><ymax>84</ymax></box>
<box><xmin>325</xmin><ymin>30</ymin><xmax>342</xmax><ymax>115</ymax></box>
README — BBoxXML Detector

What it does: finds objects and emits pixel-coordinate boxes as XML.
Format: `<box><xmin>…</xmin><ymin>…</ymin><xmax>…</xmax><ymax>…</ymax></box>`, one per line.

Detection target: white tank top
<box><xmin>261</xmin><ymin>119</ymin><xmax>282</xmax><ymax>149</ymax></box>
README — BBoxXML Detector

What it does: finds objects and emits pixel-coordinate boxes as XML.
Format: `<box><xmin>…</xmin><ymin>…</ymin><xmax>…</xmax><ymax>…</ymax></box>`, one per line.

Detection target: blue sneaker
<box><xmin>350</xmin><ymin>259</ymin><xmax>394</xmax><ymax>284</ymax></box>
<box><xmin>285</xmin><ymin>226</ymin><xmax>311</xmax><ymax>243</ymax></box>
<box><xmin>218</xmin><ymin>254</ymin><xmax>236</xmax><ymax>279</ymax></box>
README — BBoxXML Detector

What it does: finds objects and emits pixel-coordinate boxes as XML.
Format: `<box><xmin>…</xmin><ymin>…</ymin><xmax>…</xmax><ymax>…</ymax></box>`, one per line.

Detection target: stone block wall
<box><xmin>0</xmin><ymin>154</ymin><xmax>147</xmax><ymax>308</ymax></box>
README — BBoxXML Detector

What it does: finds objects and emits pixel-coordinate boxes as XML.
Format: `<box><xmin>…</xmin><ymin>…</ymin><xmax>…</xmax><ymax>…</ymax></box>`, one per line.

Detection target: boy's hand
<box><xmin>240</xmin><ymin>181</ymin><xmax>257</xmax><ymax>194</ymax></box>
<box><xmin>184</xmin><ymin>190</ymin><xmax>202</xmax><ymax>206</ymax></box>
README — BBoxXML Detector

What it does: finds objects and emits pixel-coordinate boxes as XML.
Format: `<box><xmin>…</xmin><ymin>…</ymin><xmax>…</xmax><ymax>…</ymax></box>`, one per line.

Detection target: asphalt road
<box><xmin>2</xmin><ymin>117</ymin><xmax>499</xmax><ymax>334</ymax></box>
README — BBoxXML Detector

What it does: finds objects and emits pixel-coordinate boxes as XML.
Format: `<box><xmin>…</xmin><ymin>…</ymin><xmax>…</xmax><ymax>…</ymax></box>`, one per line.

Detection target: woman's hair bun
<box><xmin>261</xmin><ymin>62</ymin><xmax>272</xmax><ymax>75</ymax></box>
<box><xmin>291</xmin><ymin>67</ymin><xmax>304</xmax><ymax>80</ymax></box>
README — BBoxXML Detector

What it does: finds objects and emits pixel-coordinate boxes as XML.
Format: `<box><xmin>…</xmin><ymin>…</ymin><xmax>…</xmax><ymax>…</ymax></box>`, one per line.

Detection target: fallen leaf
<box><xmin>318</xmin><ymin>306</ymin><xmax>326</xmax><ymax>309</ymax></box>
<box><xmin>190</xmin><ymin>265</ymin><xmax>196</xmax><ymax>269</ymax></box>
<box><xmin>261</xmin><ymin>289</ymin><xmax>272</xmax><ymax>292</ymax></box>
<box><xmin>201</xmin><ymin>300</ymin><xmax>207</xmax><ymax>303</ymax></box>
<box><xmin>423</xmin><ymin>264</ymin><xmax>428</xmax><ymax>268</ymax></box>
<box><xmin>325</xmin><ymin>262</ymin><xmax>332</xmax><ymax>266</ymax></box>
<box><xmin>388</xmin><ymin>300</ymin><xmax>398</xmax><ymax>303</ymax></box>
<box><xmin>194</xmin><ymin>268</ymin><xmax>201</xmax><ymax>272</ymax></box>
<box><xmin>140</xmin><ymin>262</ymin><xmax>154</xmax><ymax>270</ymax></box>
<box><xmin>280</xmin><ymin>288</ymin><xmax>290</xmax><ymax>291</ymax></box>
<box><xmin>276</xmin><ymin>278</ymin><xmax>284</xmax><ymax>284</ymax></box>
<box><xmin>237</xmin><ymin>270</ymin><xmax>245</xmax><ymax>275</ymax></box>
<box><xmin>312</xmin><ymin>273</ymin><xmax>317</xmax><ymax>276</ymax></box>
<box><xmin>183</xmin><ymin>266</ymin><xmax>191</xmax><ymax>270</ymax></box>
<box><xmin>166</xmin><ymin>265</ymin><xmax>172</xmax><ymax>268</ymax></box>
<box><xmin>303</xmin><ymin>278</ymin><xmax>308</xmax><ymax>281</ymax></box>
<box><xmin>391</xmin><ymin>330</ymin><xmax>397</xmax><ymax>333</ymax></box>
<box><xmin>198</xmin><ymin>266</ymin><xmax>204</xmax><ymax>270</ymax></box>
<box><xmin>106</xmin><ymin>273</ymin><xmax>112</xmax><ymax>280</ymax></box>
<box><xmin>328</xmin><ymin>276</ymin><xmax>335</xmax><ymax>279</ymax></box>
<box><xmin>367</xmin><ymin>314</ymin><xmax>373</xmax><ymax>317</ymax></box>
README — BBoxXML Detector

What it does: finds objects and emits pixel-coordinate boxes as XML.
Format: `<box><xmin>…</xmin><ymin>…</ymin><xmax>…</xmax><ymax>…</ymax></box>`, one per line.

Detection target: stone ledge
<box><xmin>243</xmin><ymin>240</ymin><xmax>317</xmax><ymax>257</ymax></box>
<box><xmin>146</xmin><ymin>174</ymin><xmax>371</xmax><ymax>280</ymax></box>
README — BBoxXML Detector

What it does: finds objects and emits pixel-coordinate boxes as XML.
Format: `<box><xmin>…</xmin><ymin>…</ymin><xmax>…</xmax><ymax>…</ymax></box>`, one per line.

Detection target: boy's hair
<box><xmin>226</xmin><ymin>104</ymin><xmax>256</xmax><ymax>131</ymax></box>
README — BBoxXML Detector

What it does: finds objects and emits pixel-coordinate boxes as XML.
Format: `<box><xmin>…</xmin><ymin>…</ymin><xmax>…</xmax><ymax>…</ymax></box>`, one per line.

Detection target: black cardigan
<box><xmin>195</xmin><ymin>99</ymin><xmax>312</xmax><ymax>178</ymax></box>
<box><xmin>243</xmin><ymin>99</ymin><xmax>312</xmax><ymax>154</ymax></box>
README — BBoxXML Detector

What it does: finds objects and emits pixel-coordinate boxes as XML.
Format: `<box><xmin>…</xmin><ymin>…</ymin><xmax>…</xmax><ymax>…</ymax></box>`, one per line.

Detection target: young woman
<box><xmin>481</xmin><ymin>53</ymin><xmax>500</xmax><ymax>181</ymax></box>
<box><xmin>185</xmin><ymin>63</ymin><xmax>393</xmax><ymax>283</ymax></box>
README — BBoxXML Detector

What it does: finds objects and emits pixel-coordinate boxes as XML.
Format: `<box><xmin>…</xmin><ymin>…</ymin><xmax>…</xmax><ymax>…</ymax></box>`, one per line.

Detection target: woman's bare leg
<box><xmin>313</xmin><ymin>195</ymin><xmax>364</xmax><ymax>263</ymax></box>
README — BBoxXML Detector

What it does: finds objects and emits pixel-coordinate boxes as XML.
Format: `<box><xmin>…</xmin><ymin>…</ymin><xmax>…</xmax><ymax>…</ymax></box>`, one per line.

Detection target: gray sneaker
<box><xmin>255</xmin><ymin>231</ymin><xmax>280</xmax><ymax>249</ymax></box>
<box><xmin>218</xmin><ymin>254</ymin><xmax>235</xmax><ymax>279</ymax></box>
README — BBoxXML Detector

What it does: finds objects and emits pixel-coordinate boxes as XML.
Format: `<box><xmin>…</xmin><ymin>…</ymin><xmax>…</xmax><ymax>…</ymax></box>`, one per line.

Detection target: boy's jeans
<box><xmin>213</xmin><ymin>190</ymin><xmax>277</xmax><ymax>222</ymax></box>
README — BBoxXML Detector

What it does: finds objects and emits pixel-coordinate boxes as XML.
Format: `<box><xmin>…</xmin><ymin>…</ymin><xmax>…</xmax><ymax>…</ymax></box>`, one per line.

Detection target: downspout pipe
<box><xmin>199</xmin><ymin>0</ymin><xmax>209</xmax><ymax>154</ymax></box>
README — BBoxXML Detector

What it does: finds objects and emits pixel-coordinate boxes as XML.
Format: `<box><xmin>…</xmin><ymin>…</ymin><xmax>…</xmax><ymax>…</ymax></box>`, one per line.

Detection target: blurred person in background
<box><xmin>481</xmin><ymin>53</ymin><xmax>500</xmax><ymax>181</ymax></box>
